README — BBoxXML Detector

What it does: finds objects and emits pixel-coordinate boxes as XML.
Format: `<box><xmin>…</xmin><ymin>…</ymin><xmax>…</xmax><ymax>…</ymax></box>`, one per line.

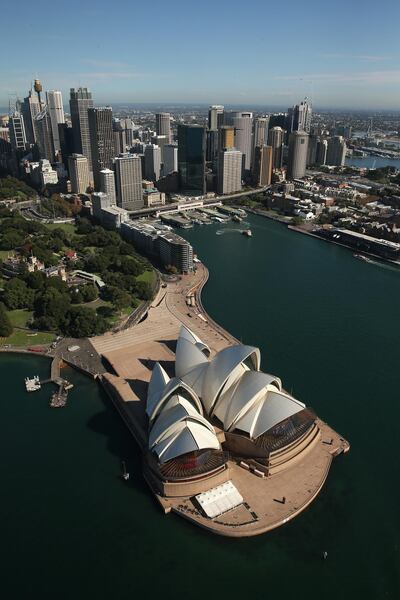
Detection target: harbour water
<box><xmin>346</xmin><ymin>155</ymin><xmax>400</xmax><ymax>169</ymax></box>
<box><xmin>1</xmin><ymin>215</ymin><xmax>400</xmax><ymax>598</ymax></box>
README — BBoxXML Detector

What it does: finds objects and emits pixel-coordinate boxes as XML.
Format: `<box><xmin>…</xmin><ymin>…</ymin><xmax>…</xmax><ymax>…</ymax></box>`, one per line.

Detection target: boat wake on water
<box><xmin>354</xmin><ymin>253</ymin><xmax>400</xmax><ymax>272</ymax></box>
<box><xmin>216</xmin><ymin>222</ymin><xmax>251</xmax><ymax>235</ymax></box>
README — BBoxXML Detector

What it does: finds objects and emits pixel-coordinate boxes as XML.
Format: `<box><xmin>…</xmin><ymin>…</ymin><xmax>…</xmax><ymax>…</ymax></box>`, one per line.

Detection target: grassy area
<box><xmin>136</xmin><ymin>269</ymin><xmax>156</xmax><ymax>285</ymax></box>
<box><xmin>7</xmin><ymin>309</ymin><xmax>33</xmax><ymax>328</ymax></box>
<box><xmin>0</xmin><ymin>330</ymin><xmax>55</xmax><ymax>347</ymax></box>
<box><xmin>0</xmin><ymin>249</ymin><xmax>13</xmax><ymax>260</ymax></box>
<box><xmin>43</xmin><ymin>222</ymin><xmax>76</xmax><ymax>235</ymax></box>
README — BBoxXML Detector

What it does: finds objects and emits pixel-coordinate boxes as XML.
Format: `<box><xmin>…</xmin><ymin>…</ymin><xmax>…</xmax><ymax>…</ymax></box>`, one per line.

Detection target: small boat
<box><xmin>121</xmin><ymin>460</ymin><xmax>130</xmax><ymax>481</ymax></box>
<box><xmin>323</xmin><ymin>551</ymin><xmax>328</xmax><ymax>560</ymax></box>
<box><xmin>233</xmin><ymin>215</ymin><xmax>242</xmax><ymax>223</ymax></box>
<box><xmin>353</xmin><ymin>253</ymin><xmax>373</xmax><ymax>263</ymax></box>
<box><xmin>242</xmin><ymin>229</ymin><xmax>252</xmax><ymax>237</ymax></box>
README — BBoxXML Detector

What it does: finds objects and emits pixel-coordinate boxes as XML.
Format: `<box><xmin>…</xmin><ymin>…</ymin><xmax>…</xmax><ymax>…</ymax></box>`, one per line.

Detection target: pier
<box><xmin>24</xmin><ymin>356</ymin><xmax>74</xmax><ymax>407</ymax></box>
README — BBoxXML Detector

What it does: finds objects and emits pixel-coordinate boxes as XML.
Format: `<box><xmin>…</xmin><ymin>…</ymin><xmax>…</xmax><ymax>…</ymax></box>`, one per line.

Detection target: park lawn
<box><xmin>7</xmin><ymin>309</ymin><xmax>33</xmax><ymax>328</ymax></box>
<box><xmin>0</xmin><ymin>249</ymin><xmax>14</xmax><ymax>260</ymax></box>
<box><xmin>43</xmin><ymin>222</ymin><xmax>77</xmax><ymax>235</ymax></box>
<box><xmin>0</xmin><ymin>329</ymin><xmax>55</xmax><ymax>347</ymax></box>
<box><xmin>136</xmin><ymin>269</ymin><xmax>156</xmax><ymax>285</ymax></box>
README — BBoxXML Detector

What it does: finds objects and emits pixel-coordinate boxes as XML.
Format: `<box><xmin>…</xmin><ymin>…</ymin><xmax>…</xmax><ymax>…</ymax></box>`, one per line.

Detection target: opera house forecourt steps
<box><xmin>92</xmin><ymin>265</ymin><xmax>349</xmax><ymax>537</ymax></box>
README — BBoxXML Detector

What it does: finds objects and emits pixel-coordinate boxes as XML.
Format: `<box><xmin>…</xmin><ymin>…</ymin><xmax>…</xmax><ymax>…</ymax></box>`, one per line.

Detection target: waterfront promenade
<box><xmin>89</xmin><ymin>262</ymin><xmax>349</xmax><ymax>537</ymax></box>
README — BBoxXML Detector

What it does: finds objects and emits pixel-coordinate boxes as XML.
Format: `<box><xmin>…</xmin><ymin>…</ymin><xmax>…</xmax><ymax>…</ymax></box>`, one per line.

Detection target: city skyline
<box><xmin>1</xmin><ymin>0</ymin><xmax>400</xmax><ymax>110</ymax></box>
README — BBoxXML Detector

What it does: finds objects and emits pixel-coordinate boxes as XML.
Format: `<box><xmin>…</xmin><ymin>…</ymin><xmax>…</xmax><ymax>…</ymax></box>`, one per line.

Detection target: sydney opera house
<box><xmin>124</xmin><ymin>325</ymin><xmax>349</xmax><ymax>534</ymax></box>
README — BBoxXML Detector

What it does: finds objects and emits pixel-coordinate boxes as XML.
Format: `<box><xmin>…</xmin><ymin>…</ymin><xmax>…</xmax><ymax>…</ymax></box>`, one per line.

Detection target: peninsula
<box><xmin>90</xmin><ymin>263</ymin><xmax>349</xmax><ymax>537</ymax></box>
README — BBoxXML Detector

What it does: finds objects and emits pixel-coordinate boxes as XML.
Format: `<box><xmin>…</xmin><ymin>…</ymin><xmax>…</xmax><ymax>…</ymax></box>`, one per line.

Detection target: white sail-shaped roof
<box><xmin>152</xmin><ymin>419</ymin><xmax>221</xmax><ymax>464</ymax></box>
<box><xmin>146</xmin><ymin>362</ymin><xmax>170</xmax><ymax>418</ymax></box>
<box><xmin>147</xmin><ymin>376</ymin><xmax>203</xmax><ymax>423</ymax></box>
<box><xmin>149</xmin><ymin>398</ymin><xmax>210</xmax><ymax>448</ymax></box>
<box><xmin>201</xmin><ymin>345</ymin><xmax>261</xmax><ymax>415</ymax></box>
<box><xmin>178</xmin><ymin>325</ymin><xmax>211</xmax><ymax>357</ymax></box>
<box><xmin>232</xmin><ymin>389</ymin><xmax>305</xmax><ymax>439</ymax></box>
<box><xmin>175</xmin><ymin>336</ymin><xmax>209</xmax><ymax>380</ymax></box>
<box><xmin>222</xmin><ymin>370</ymin><xmax>282</xmax><ymax>431</ymax></box>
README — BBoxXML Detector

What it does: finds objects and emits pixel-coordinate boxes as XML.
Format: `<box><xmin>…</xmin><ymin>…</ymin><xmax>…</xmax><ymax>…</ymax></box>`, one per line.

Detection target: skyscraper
<box><xmin>316</xmin><ymin>139</ymin><xmax>328</xmax><ymax>166</ymax></box>
<box><xmin>163</xmin><ymin>144</ymin><xmax>178</xmax><ymax>175</ymax></box>
<box><xmin>218</xmin><ymin>126</ymin><xmax>235</xmax><ymax>152</ymax></box>
<box><xmin>34</xmin><ymin>107</ymin><xmax>54</xmax><ymax>161</ymax></box>
<box><xmin>208</xmin><ymin>105</ymin><xmax>224</xmax><ymax>131</ymax></box>
<box><xmin>70</xmin><ymin>87</ymin><xmax>94</xmax><ymax>169</ymax></box>
<box><xmin>287</xmin><ymin>99</ymin><xmax>312</xmax><ymax>134</ymax></box>
<box><xmin>58</xmin><ymin>123</ymin><xmax>75</xmax><ymax>169</ymax></box>
<box><xmin>68</xmin><ymin>154</ymin><xmax>90</xmax><ymax>194</ymax></box>
<box><xmin>144</xmin><ymin>144</ymin><xmax>162</xmax><ymax>182</ymax></box>
<box><xmin>88</xmin><ymin>107</ymin><xmax>115</xmax><ymax>189</ymax></box>
<box><xmin>217</xmin><ymin>149</ymin><xmax>242</xmax><ymax>194</ymax></box>
<box><xmin>9</xmin><ymin>113</ymin><xmax>26</xmax><ymax>151</ymax></box>
<box><xmin>252</xmin><ymin>116</ymin><xmax>269</xmax><ymax>168</ymax></box>
<box><xmin>252</xmin><ymin>145</ymin><xmax>273</xmax><ymax>187</ymax></box>
<box><xmin>287</xmin><ymin>131</ymin><xmax>309</xmax><ymax>179</ymax></box>
<box><xmin>114</xmin><ymin>153</ymin><xmax>143</xmax><ymax>210</ymax></box>
<box><xmin>224</xmin><ymin>111</ymin><xmax>253</xmax><ymax>173</ymax></box>
<box><xmin>326</xmin><ymin>136</ymin><xmax>346</xmax><ymax>166</ymax></box>
<box><xmin>151</xmin><ymin>134</ymin><xmax>168</xmax><ymax>161</ymax></box>
<box><xmin>21</xmin><ymin>91</ymin><xmax>40</xmax><ymax>145</ymax></box>
<box><xmin>46</xmin><ymin>90</ymin><xmax>65</xmax><ymax>156</ymax></box>
<box><xmin>267</xmin><ymin>126</ymin><xmax>284</xmax><ymax>170</ymax></box>
<box><xmin>178</xmin><ymin>124</ymin><xmax>206</xmax><ymax>195</ymax></box>
<box><xmin>100</xmin><ymin>168</ymin><xmax>116</xmax><ymax>204</ymax></box>
<box><xmin>155</xmin><ymin>113</ymin><xmax>171</xmax><ymax>141</ymax></box>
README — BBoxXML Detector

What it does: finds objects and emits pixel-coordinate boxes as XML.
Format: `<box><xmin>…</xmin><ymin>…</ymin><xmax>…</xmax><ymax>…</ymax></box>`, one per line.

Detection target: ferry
<box><xmin>25</xmin><ymin>376</ymin><xmax>41</xmax><ymax>392</ymax></box>
<box><xmin>242</xmin><ymin>229</ymin><xmax>252</xmax><ymax>237</ymax></box>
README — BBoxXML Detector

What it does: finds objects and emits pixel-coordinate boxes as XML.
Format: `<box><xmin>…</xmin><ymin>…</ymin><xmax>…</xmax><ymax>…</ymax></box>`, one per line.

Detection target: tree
<box><xmin>80</xmin><ymin>284</ymin><xmax>98</xmax><ymax>302</ymax></box>
<box><xmin>34</xmin><ymin>287</ymin><xmax>71</xmax><ymax>322</ymax></box>
<box><xmin>61</xmin><ymin>306</ymin><xmax>107</xmax><ymax>337</ymax></box>
<box><xmin>3</xmin><ymin>278</ymin><xmax>34</xmax><ymax>310</ymax></box>
<box><xmin>0</xmin><ymin>303</ymin><xmax>12</xmax><ymax>337</ymax></box>
<box><xmin>134</xmin><ymin>281</ymin><xmax>153</xmax><ymax>301</ymax></box>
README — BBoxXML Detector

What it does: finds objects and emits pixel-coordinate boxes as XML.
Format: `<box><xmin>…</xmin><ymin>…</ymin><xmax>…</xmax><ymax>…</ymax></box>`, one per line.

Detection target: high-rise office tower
<box><xmin>100</xmin><ymin>168</ymin><xmax>116</xmax><ymax>204</ymax></box>
<box><xmin>287</xmin><ymin>131</ymin><xmax>309</xmax><ymax>179</ymax></box>
<box><xmin>217</xmin><ymin>149</ymin><xmax>242</xmax><ymax>194</ymax></box>
<box><xmin>252</xmin><ymin>145</ymin><xmax>273</xmax><ymax>187</ymax></box>
<box><xmin>316</xmin><ymin>139</ymin><xmax>328</xmax><ymax>166</ymax></box>
<box><xmin>21</xmin><ymin>91</ymin><xmax>40</xmax><ymax>145</ymax></box>
<box><xmin>267</xmin><ymin>126</ymin><xmax>284</xmax><ymax>170</ymax></box>
<box><xmin>287</xmin><ymin>99</ymin><xmax>312</xmax><ymax>134</ymax></box>
<box><xmin>34</xmin><ymin>108</ymin><xmax>55</xmax><ymax>161</ymax></box>
<box><xmin>46</xmin><ymin>91</ymin><xmax>65</xmax><ymax>155</ymax></box>
<box><xmin>88</xmin><ymin>107</ymin><xmax>114</xmax><ymax>189</ymax></box>
<box><xmin>144</xmin><ymin>144</ymin><xmax>162</xmax><ymax>182</ymax></box>
<box><xmin>114</xmin><ymin>153</ymin><xmax>143</xmax><ymax>210</ymax></box>
<box><xmin>151</xmin><ymin>134</ymin><xmax>168</xmax><ymax>161</ymax></box>
<box><xmin>252</xmin><ymin>116</ymin><xmax>270</xmax><ymax>168</ymax></box>
<box><xmin>70</xmin><ymin>87</ymin><xmax>94</xmax><ymax>169</ymax></box>
<box><xmin>307</xmin><ymin>135</ymin><xmax>319</xmax><ymax>166</ymax></box>
<box><xmin>218</xmin><ymin>126</ymin><xmax>235</xmax><ymax>152</ymax></box>
<box><xmin>9</xmin><ymin>113</ymin><xmax>27</xmax><ymax>151</ymax></box>
<box><xmin>68</xmin><ymin>153</ymin><xmax>90</xmax><ymax>194</ymax></box>
<box><xmin>58</xmin><ymin>123</ymin><xmax>75</xmax><ymax>169</ymax></box>
<box><xmin>163</xmin><ymin>144</ymin><xmax>178</xmax><ymax>175</ymax></box>
<box><xmin>178</xmin><ymin>124</ymin><xmax>206</xmax><ymax>195</ymax></box>
<box><xmin>326</xmin><ymin>136</ymin><xmax>346</xmax><ymax>166</ymax></box>
<box><xmin>206</xmin><ymin>129</ymin><xmax>219</xmax><ymax>162</ymax></box>
<box><xmin>224</xmin><ymin>111</ymin><xmax>253</xmax><ymax>173</ymax></box>
<box><xmin>208</xmin><ymin>105</ymin><xmax>224</xmax><ymax>131</ymax></box>
<box><xmin>155</xmin><ymin>113</ymin><xmax>171</xmax><ymax>141</ymax></box>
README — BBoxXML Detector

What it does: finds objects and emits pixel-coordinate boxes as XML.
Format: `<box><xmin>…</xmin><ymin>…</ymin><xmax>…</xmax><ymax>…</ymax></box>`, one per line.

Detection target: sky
<box><xmin>1</xmin><ymin>0</ymin><xmax>400</xmax><ymax>110</ymax></box>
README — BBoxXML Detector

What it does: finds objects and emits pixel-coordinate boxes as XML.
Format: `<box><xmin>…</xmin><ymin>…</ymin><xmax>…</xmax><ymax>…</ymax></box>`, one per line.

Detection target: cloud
<box><xmin>321</xmin><ymin>53</ymin><xmax>393</xmax><ymax>62</ymax></box>
<box><xmin>275</xmin><ymin>70</ymin><xmax>400</xmax><ymax>85</ymax></box>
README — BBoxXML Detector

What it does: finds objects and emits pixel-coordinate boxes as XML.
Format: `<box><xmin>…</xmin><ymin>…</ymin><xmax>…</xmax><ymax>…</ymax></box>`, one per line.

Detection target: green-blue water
<box><xmin>1</xmin><ymin>214</ymin><xmax>399</xmax><ymax>599</ymax></box>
